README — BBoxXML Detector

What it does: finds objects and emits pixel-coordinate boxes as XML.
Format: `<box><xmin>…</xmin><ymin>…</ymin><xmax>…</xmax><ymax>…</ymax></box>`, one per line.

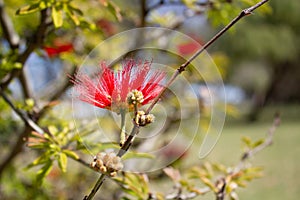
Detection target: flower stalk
<box><xmin>119</xmin><ymin>109</ymin><xmax>127</xmax><ymax>146</ymax></box>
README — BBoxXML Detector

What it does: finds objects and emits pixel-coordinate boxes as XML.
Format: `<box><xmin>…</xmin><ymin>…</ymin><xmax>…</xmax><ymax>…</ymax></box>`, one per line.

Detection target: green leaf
<box><xmin>13</xmin><ymin>62</ymin><xmax>22</xmax><ymax>69</ymax></box>
<box><xmin>52</xmin><ymin>6</ymin><xmax>63</xmax><ymax>28</ymax></box>
<box><xmin>25</xmin><ymin>152</ymin><xmax>50</xmax><ymax>169</ymax></box>
<box><xmin>122</xmin><ymin>151</ymin><xmax>155</xmax><ymax>160</ymax></box>
<box><xmin>27</xmin><ymin>143</ymin><xmax>49</xmax><ymax>149</ymax></box>
<box><xmin>241</xmin><ymin>136</ymin><xmax>252</xmax><ymax>147</ymax></box>
<box><xmin>212</xmin><ymin>163</ymin><xmax>227</xmax><ymax>173</ymax></box>
<box><xmin>65</xmin><ymin>6</ymin><xmax>80</xmax><ymax>26</ymax></box>
<box><xmin>36</xmin><ymin>161</ymin><xmax>53</xmax><ymax>185</ymax></box>
<box><xmin>25</xmin><ymin>98</ymin><xmax>35</xmax><ymax>108</ymax></box>
<box><xmin>58</xmin><ymin>153</ymin><xmax>68</xmax><ymax>172</ymax></box>
<box><xmin>62</xmin><ymin>149</ymin><xmax>79</xmax><ymax>160</ymax></box>
<box><xmin>252</xmin><ymin>139</ymin><xmax>265</xmax><ymax>148</ymax></box>
<box><xmin>68</xmin><ymin>4</ymin><xmax>83</xmax><ymax>15</ymax></box>
<box><xmin>16</xmin><ymin>3</ymin><xmax>40</xmax><ymax>15</ymax></box>
<box><xmin>48</xmin><ymin>125</ymin><xmax>58</xmax><ymax>135</ymax></box>
<box><xmin>200</xmin><ymin>176</ymin><xmax>217</xmax><ymax>192</ymax></box>
<box><xmin>117</xmin><ymin>173</ymin><xmax>149</xmax><ymax>199</ymax></box>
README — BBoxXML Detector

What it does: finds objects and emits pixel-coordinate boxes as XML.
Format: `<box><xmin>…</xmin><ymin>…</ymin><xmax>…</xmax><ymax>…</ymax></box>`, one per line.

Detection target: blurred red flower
<box><xmin>96</xmin><ymin>18</ymin><xmax>116</xmax><ymax>36</ymax></box>
<box><xmin>177</xmin><ymin>35</ymin><xmax>203</xmax><ymax>55</ymax></box>
<box><xmin>44</xmin><ymin>43</ymin><xmax>73</xmax><ymax>58</ymax></box>
<box><xmin>72</xmin><ymin>60</ymin><xmax>165</xmax><ymax>113</ymax></box>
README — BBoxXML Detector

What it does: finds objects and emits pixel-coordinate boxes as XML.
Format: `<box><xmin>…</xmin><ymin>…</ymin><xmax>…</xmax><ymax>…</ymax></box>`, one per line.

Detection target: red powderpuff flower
<box><xmin>72</xmin><ymin>60</ymin><xmax>165</xmax><ymax>113</ymax></box>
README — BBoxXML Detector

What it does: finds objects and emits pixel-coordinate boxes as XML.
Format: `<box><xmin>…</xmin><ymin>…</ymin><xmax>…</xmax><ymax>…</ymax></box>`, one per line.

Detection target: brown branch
<box><xmin>18</xmin><ymin>8</ymin><xmax>51</xmax><ymax>64</ymax></box>
<box><xmin>18</xmin><ymin>71</ymin><xmax>33</xmax><ymax>99</ymax></box>
<box><xmin>145</xmin><ymin>0</ymin><xmax>212</xmax><ymax>15</ymax></box>
<box><xmin>215</xmin><ymin>178</ymin><xmax>226</xmax><ymax>200</ymax></box>
<box><xmin>68</xmin><ymin>155</ymin><xmax>91</xmax><ymax>169</ymax></box>
<box><xmin>0</xmin><ymin>127</ymin><xmax>31</xmax><ymax>176</ymax></box>
<box><xmin>0</xmin><ymin>0</ymin><xmax>19</xmax><ymax>49</ymax></box>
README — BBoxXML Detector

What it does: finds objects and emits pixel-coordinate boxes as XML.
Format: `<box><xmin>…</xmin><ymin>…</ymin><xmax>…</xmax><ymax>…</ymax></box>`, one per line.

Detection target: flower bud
<box><xmin>135</xmin><ymin>110</ymin><xmax>155</xmax><ymax>126</ymax></box>
<box><xmin>127</xmin><ymin>89</ymin><xmax>144</xmax><ymax>105</ymax></box>
<box><xmin>90</xmin><ymin>152</ymin><xmax>123</xmax><ymax>176</ymax></box>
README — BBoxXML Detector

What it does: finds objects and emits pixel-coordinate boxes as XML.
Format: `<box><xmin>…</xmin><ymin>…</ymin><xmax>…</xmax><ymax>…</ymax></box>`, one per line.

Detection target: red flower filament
<box><xmin>72</xmin><ymin>60</ymin><xmax>165</xmax><ymax>113</ymax></box>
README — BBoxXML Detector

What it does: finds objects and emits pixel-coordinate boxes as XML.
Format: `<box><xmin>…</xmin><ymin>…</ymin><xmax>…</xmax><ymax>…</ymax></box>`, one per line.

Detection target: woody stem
<box><xmin>83</xmin><ymin>173</ymin><xmax>106</xmax><ymax>200</ymax></box>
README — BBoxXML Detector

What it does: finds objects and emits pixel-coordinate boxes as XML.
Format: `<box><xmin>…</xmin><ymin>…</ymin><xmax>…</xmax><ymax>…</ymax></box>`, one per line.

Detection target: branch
<box><xmin>145</xmin><ymin>0</ymin><xmax>212</xmax><ymax>16</ymax></box>
<box><xmin>18</xmin><ymin>8</ymin><xmax>51</xmax><ymax>64</ymax></box>
<box><xmin>0</xmin><ymin>126</ymin><xmax>31</xmax><ymax>176</ymax></box>
<box><xmin>18</xmin><ymin>71</ymin><xmax>33</xmax><ymax>99</ymax></box>
<box><xmin>68</xmin><ymin>155</ymin><xmax>91</xmax><ymax>169</ymax></box>
<box><xmin>0</xmin><ymin>0</ymin><xmax>20</xmax><ymax>49</ymax></box>
<box><xmin>215</xmin><ymin>178</ymin><xmax>226</xmax><ymax>200</ymax></box>
<box><xmin>83</xmin><ymin>174</ymin><xmax>106</xmax><ymax>200</ymax></box>
<box><xmin>146</xmin><ymin>0</ymin><xmax>270</xmax><ymax>114</ymax></box>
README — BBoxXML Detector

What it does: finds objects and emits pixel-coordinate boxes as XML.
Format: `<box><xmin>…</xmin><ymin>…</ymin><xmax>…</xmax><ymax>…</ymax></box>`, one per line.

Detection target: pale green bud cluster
<box><xmin>134</xmin><ymin>110</ymin><xmax>155</xmax><ymax>126</ymax></box>
<box><xmin>90</xmin><ymin>152</ymin><xmax>123</xmax><ymax>177</ymax></box>
<box><xmin>127</xmin><ymin>89</ymin><xmax>144</xmax><ymax>105</ymax></box>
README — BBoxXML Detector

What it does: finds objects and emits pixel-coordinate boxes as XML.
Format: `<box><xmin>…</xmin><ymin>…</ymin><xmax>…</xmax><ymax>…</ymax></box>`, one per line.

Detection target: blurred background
<box><xmin>0</xmin><ymin>0</ymin><xmax>299</xmax><ymax>199</ymax></box>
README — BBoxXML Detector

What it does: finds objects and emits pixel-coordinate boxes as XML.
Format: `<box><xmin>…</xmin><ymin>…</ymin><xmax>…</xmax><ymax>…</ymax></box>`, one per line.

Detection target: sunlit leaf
<box><xmin>52</xmin><ymin>6</ymin><xmax>63</xmax><ymax>28</ymax></box>
<box><xmin>252</xmin><ymin>139</ymin><xmax>265</xmax><ymax>148</ymax></box>
<box><xmin>241</xmin><ymin>136</ymin><xmax>252</xmax><ymax>147</ymax></box>
<box><xmin>36</xmin><ymin>161</ymin><xmax>53</xmax><ymax>185</ymax></box>
<box><xmin>63</xmin><ymin>149</ymin><xmax>79</xmax><ymax>160</ymax></box>
<box><xmin>199</xmin><ymin>176</ymin><xmax>217</xmax><ymax>192</ymax></box>
<box><xmin>122</xmin><ymin>151</ymin><xmax>155</xmax><ymax>160</ymax></box>
<box><xmin>16</xmin><ymin>3</ymin><xmax>40</xmax><ymax>15</ymax></box>
<box><xmin>65</xmin><ymin>5</ymin><xmax>80</xmax><ymax>26</ymax></box>
<box><xmin>58</xmin><ymin>153</ymin><xmax>68</xmax><ymax>172</ymax></box>
<box><xmin>48</xmin><ymin>125</ymin><xmax>58</xmax><ymax>135</ymax></box>
<box><xmin>25</xmin><ymin>152</ymin><xmax>51</xmax><ymax>169</ymax></box>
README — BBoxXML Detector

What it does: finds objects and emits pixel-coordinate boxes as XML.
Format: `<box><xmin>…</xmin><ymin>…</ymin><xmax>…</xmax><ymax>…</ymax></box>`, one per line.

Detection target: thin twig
<box><xmin>18</xmin><ymin>71</ymin><xmax>33</xmax><ymax>99</ymax></box>
<box><xmin>0</xmin><ymin>127</ymin><xmax>31</xmax><ymax>176</ymax></box>
<box><xmin>83</xmin><ymin>174</ymin><xmax>106</xmax><ymax>200</ymax></box>
<box><xmin>215</xmin><ymin>178</ymin><xmax>226</xmax><ymax>200</ymax></box>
